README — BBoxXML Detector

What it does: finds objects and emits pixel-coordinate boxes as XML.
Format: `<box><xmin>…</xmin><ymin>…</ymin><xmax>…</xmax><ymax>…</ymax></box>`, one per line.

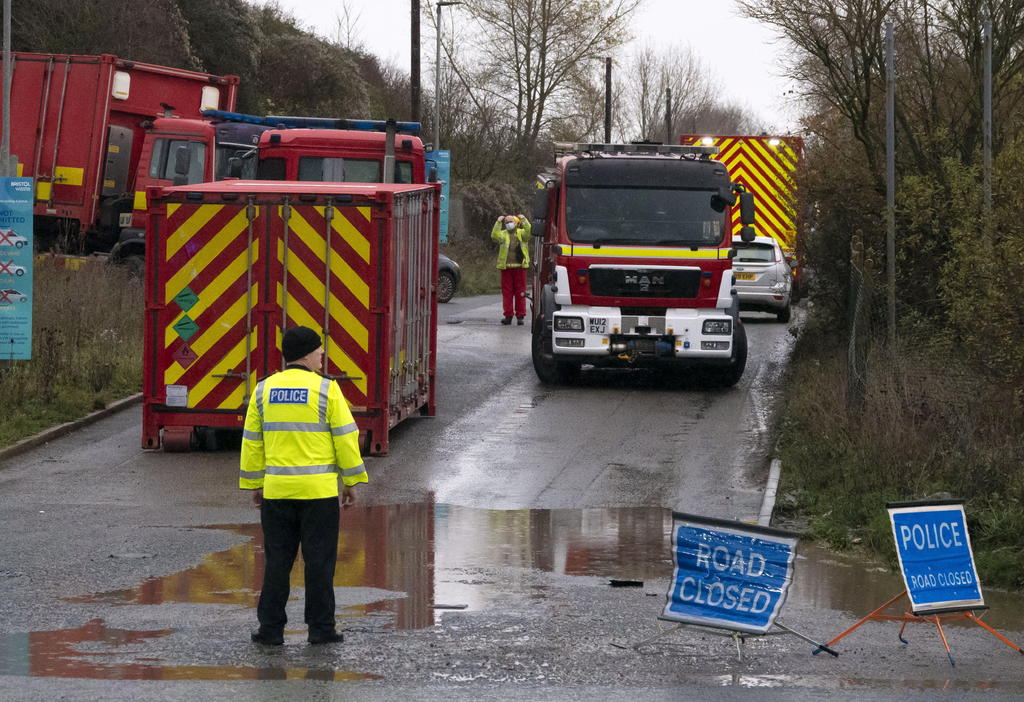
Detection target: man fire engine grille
<box><xmin>589</xmin><ymin>268</ymin><xmax>701</xmax><ymax>298</ymax></box>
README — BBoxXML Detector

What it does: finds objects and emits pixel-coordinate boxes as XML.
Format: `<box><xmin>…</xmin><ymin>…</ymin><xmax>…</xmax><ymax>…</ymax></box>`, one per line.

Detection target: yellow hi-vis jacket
<box><xmin>239</xmin><ymin>367</ymin><xmax>367</xmax><ymax>499</ymax></box>
<box><xmin>491</xmin><ymin>218</ymin><xmax>531</xmax><ymax>269</ymax></box>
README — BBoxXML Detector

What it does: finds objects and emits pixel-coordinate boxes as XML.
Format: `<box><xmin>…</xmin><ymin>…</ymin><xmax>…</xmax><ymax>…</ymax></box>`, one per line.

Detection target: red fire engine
<box><xmin>530</xmin><ymin>142</ymin><xmax>756</xmax><ymax>386</ymax></box>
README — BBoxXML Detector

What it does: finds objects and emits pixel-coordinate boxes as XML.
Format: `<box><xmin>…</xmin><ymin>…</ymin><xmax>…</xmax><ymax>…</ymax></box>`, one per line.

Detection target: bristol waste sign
<box><xmin>0</xmin><ymin>177</ymin><xmax>33</xmax><ymax>360</ymax></box>
<box><xmin>887</xmin><ymin>500</ymin><xmax>983</xmax><ymax>614</ymax></box>
<box><xmin>662</xmin><ymin>513</ymin><xmax>799</xmax><ymax>635</ymax></box>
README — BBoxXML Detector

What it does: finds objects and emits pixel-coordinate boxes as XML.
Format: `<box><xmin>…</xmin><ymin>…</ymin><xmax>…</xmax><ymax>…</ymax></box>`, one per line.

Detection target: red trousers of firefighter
<box><xmin>500</xmin><ymin>267</ymin><xmax>527</xmax><ymax>319</ymax></box>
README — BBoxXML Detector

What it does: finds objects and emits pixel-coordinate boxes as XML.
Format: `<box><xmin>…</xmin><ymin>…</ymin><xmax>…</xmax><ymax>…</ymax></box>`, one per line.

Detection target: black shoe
<box><xmin>308</xmin><ymin>630</ymin><xmax>344</xmax><ymax>645</ymax></box>
<box><xmin>500</xmin><ymin>316</ymin><xmax>512</xmax><ymax>325</ymax></box>
<box><xmin>251</xmin><ymin>628</ymin><xmax>284</xmax><ymax>646</ymax></box>
<box><xmin>516</xmin><ymin>317</ymin><xmax>525</xmax><ymax>325</ymax></box>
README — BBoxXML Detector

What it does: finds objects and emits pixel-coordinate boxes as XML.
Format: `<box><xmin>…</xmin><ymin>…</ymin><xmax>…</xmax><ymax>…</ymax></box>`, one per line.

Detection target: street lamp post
<box><xmin>434</xmin><ymin>1</ymin><xmax>462</xmax><ymax>150</ymax></box>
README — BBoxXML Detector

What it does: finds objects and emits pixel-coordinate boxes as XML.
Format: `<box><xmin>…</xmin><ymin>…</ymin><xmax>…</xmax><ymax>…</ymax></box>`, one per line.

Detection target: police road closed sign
<box><xmin>662</xmin><ymin>513</ymin><xmax>799</xmax><ymax>635</ymax></box>
<box><xmin>888</xmin><ymin>501</ymin><xmax>983</xmax><ymax>614</ymax></box>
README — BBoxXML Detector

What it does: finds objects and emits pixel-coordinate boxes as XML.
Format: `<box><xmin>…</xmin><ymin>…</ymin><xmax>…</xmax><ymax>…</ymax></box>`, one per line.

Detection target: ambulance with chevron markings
<box><xmin>529</xmin><ymin>142</ymin><xmax>757</xmax><ymax>386</ymax></box>
<box><xmin>680</xmin><ymin>135</ymin><xmax>803</xmax><ymax>299</ymax></box>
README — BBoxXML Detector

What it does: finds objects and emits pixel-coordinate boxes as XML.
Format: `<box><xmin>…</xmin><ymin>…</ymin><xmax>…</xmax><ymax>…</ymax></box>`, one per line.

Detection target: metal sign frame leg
<box><xmin>628</xmin><ymin>621</ymin><xmax>837</xmax><ymax>662</ymax></box>
<box><xmin>819</xmin><ymin>589</ymin><xmax>1024</xmax><ymax>667</ymax></box>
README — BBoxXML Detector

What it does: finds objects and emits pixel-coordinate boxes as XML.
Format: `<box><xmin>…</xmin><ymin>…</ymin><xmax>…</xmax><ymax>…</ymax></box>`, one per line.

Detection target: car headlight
<box><xmin>554</xmin><ymin>316</ymin><xmax>584</xmax><ymax>332</ymax></box>
<box><xmin>702</xmin><ymin>319</ymin><xmax>732</xmax><ymax>335</ymax></box>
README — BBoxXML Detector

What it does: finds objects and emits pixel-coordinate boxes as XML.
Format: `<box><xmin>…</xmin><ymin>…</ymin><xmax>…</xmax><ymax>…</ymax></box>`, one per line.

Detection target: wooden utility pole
<box><xmin>411</xmin><ymin>0</ymin><xmax>421</xmax><ymax>123</ymax></box>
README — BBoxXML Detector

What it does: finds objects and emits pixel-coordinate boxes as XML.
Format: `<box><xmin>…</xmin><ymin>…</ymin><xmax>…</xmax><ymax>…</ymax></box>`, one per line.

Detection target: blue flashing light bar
<box><xmin>202</xmin><ymin>110</ymin><xmax>421</xmax><ymax>135</ymax></box>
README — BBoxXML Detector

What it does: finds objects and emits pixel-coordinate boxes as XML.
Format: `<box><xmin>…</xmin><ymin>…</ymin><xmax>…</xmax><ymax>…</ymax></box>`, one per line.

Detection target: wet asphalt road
<box><xmin>1</xmin><ymin>295</ymin><xmax>1023</xmax><ymax>700</ymax></box>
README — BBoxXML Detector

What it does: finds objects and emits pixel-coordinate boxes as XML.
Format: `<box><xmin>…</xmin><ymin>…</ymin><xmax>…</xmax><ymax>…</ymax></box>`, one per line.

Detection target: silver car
<box><xmin>732</xmin><ymin>235</ymin><xmax>792</xmax><ymax>322</ymax></box>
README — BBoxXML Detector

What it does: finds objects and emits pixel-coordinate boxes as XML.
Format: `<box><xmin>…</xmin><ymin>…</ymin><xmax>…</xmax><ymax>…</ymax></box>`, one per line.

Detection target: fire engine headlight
<box><xmin>702</xmin><ymin>319</ymin><xmax>732</xmax><ymax>336</ymax></box>
<box><xmin>554</xmin><ymin>316</ymin><xmax>584</xmax><ymax>332</ymax></box>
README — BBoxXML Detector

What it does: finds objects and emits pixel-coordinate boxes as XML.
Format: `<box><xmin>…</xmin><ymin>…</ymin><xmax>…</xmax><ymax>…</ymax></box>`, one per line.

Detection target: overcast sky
<box><xmin>267</xmin><ymin>0</ymin><xmax>800</xmax><ymax>133</ymax></box>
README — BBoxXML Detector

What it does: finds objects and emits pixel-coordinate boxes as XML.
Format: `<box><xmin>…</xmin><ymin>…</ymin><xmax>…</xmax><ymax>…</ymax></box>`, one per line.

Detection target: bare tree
<box><xmin>332</xmin><ymin>0</ymin><xmax>365</xmax><ymax>52</ymax></box>
<box><xmin>455</xmin><ymin>0</ymin><xmax>643</xmax><ymax>163</ymax></box>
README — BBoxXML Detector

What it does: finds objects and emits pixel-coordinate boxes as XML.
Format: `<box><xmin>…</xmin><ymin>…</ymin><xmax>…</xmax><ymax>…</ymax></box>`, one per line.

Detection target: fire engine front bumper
<box><xmin>550</xmin><ymin>306</ymin><xmax>735</xmax><ymax>362</ymax></box>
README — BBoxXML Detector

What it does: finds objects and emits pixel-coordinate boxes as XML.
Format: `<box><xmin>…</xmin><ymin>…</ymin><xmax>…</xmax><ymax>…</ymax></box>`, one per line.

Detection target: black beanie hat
<box><xmin>282</xmin><ymin>326</ymin><xmax>322</xmax><ymax>363</ymax></box>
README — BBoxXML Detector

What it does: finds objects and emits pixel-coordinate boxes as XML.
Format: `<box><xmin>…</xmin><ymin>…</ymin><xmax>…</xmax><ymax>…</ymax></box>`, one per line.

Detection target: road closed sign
<box><xmin>888</xmin><ymin>501</ymin><xmax>984</xmax><ymax>614</ymax></box>
<box><xmin>662</xmin><ymin>513</ymin><xmax>799</xmax><ymax>635</ymax></box>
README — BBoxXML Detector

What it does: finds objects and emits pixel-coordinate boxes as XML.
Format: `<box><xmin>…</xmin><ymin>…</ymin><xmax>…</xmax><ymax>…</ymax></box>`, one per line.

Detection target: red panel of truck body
<box><xmin>142</xmin><ymin>181</ymin><xmax>439</xmax><ymax>456</ymax></box>
<box><xmin>0</xmin><ymin>52</ymin><xmax>237</xmax><ymax>229</ymax></box>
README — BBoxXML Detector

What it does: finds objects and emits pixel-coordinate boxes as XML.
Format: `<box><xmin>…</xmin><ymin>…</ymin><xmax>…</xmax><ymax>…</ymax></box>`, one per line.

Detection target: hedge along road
<box><xmin>2</xmin><ymin>295</ymin><xmax>1022</xmax><ymax>700</ymax></box>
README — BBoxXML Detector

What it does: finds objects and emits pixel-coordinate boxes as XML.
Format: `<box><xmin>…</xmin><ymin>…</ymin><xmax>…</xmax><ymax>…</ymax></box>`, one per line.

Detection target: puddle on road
<box><xmin>6</xmin><ymin>502</ymin><xmax>1024</xmax><ymax>682</ymax></box>
<box><xmin>0</xmin><ymin>618</ymin><xmax>373</xmax><ymax>682</ymax></box>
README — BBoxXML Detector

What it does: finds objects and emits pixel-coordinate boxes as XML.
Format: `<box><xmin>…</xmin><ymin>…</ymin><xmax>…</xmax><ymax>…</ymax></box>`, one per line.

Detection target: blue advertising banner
<box><xmin>662</xmin><ymin>513</ymin><xmax>799</xmax><ymax>634</ymax></box>
<box><xmin>0</xmin><ymin>178</ymin><xmax>33</xmax><ymax>360</ymax></box>
<box><xmin>425</xmin><ymin>150</ymin><xmax>450</xmax><ymax>243</ymax></box>
<box><xmin>888</xmin><ymin>501</ymin><xmax>983</xmax><ymax>613</ymax></box>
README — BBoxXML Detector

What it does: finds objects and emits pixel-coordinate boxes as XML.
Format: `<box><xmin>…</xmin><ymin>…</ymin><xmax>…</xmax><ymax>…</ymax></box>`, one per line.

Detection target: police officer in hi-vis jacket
<box><xmin>240</xmin><ymin>326</ymin><xmax>368</xmax><ymax>646</ymax></box>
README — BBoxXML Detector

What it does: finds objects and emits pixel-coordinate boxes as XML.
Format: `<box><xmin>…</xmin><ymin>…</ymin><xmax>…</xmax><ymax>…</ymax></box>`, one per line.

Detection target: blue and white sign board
<box><xmin>663</xmin><ymin>513</ymin><xmax>799</xmax><ymax>635</ymax></box>
<box><xmin>0</xmin><ymin>178</ymin><xmax>33</xmax><ymax>360</ymax></box>
<box><xmin>425</xmin><ymin>150</ymin><xmax>450</xmax><ymax>243</ymax></box>
<box><xmin>888</xmin><ymin>501</ymin><xmax>983</xmax><ymax>614</ymax></box>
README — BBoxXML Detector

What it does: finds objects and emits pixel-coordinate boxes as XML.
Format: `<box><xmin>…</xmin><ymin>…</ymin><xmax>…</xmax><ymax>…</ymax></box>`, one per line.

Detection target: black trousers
<box><xmin>257</xmin><ymin>497</ymin><xmax>339</xmax><ymax>634</ymax></box>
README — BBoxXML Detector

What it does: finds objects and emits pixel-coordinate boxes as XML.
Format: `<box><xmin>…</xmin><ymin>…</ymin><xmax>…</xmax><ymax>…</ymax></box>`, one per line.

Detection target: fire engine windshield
<box><xmin>565</xmin><ymin>186</ymin><xmax>725</xmax><ymax>245</ymax></box>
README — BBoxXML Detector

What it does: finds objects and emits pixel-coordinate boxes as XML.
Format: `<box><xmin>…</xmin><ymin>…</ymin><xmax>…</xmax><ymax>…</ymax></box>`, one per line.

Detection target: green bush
<box><xmin>0</xmin><ymin>262</ymin><xmax>143</xmax><ymax>448</ymax></box>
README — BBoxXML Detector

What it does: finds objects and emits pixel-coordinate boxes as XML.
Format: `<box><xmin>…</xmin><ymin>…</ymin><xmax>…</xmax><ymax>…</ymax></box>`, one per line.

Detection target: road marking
<box><xmin>758</xmin><ymin>458</ymin><xmax>782</xmax><ymax>527</ymax></box>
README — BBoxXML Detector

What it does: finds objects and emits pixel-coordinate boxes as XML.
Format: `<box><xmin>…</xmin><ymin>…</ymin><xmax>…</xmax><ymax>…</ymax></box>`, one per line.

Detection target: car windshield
<box><xmin>733</xmin><ymin>243</ymin><xmax>776</xmax><ymax>262</ymax></box>
<box><xmin>565</xmin><ymin>186</ymin><xmax>725</xmax><ymax>245</ymax></box>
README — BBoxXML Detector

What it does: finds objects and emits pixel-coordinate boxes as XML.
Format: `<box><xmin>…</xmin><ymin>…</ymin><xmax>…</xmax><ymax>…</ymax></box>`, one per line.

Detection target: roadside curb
<box><xmin>0</xmin><ymin>393</ymin><xmax>142</xmax><ymax>465</ymax></box>
<box><xmin>758</xmin><ymin>458</ymin><xmax>783</xmax><ymax>527</ymax></box>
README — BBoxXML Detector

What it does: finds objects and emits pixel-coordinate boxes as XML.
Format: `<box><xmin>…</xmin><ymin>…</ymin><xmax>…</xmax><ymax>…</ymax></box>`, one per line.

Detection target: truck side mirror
<box><xmin>711</xmin><ymin>187</ymin><xmax>735</xmax><ymax>212</ymax></box>
<box><xmin>739</xmin><ymin>192</ymin><xmax>755</xmax><ymax>225</ymax></box>
<box><xmin>227</xmin><ymin>157</ymin><xmax>243</xmax><ymax>179</ymax></box>
<box><xmin>428</xmin><ymin>166</ymin><xmax>438</xmax><ymax>183</ymax></box>
<box><xmin>531</xmin><ymin>188</ymin><xmax>549</xmax><ymax>225</ymax></box>
<box><xmin>172</xmin><ymin>146</ymin><xmax>192</xmax><ymax>186</ymax></box>
<box><xmin>740</xmin><ymin>225</ymin><xmax>756</xmax><ymax>243</ymax></box>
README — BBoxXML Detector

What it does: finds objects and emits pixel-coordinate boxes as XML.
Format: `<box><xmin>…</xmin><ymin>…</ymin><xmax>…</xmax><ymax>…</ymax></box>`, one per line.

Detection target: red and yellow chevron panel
<box><xmin>142</xmin><ymin>182</ymin><xmax>440</xmax><ymax>455</ymax></box>
<box><xmin>160</xmin><ymin>202</ymin><xmax>262</xmax><ymax>413</ymax></box>
<box><xmin>681</xmin><ymin>135</ymin><xmax>802</xmax><ymax>252</ymax></box>
<box><xmin>277</xmin><ymin>205</ymin><xmax>373</xmax><ymax>403</ymax></box>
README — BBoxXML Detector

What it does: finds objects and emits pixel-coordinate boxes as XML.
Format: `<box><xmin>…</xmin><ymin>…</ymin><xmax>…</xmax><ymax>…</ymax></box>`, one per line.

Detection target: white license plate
<box><xmin>589</xmin><ymin>318</ymin><xmax>607</xmax><ymax>334</ymax></box>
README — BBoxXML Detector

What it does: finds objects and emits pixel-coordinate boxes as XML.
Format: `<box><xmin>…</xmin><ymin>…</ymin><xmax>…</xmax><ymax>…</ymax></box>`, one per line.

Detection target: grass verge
<box><xmin>775</xmin><ymin>324</ymin><xmax>1024</xmax><ymax>589</ymax></box>
<box><xmin>0</xmin><ymin>262</ymin><xmax>143</xmax><ymax>449</ymax></box>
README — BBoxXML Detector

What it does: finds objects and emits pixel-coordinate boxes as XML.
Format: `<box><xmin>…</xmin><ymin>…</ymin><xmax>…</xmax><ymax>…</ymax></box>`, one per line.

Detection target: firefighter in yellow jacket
<box><xmin>240</xmin><ymin>325</ymin><xmax>368</xmax><ymax>646</ymax></box>
<box><xmin>491</xmin><ymin>214</ymin><xmax>531</xmax><ymax>325</ymax></box>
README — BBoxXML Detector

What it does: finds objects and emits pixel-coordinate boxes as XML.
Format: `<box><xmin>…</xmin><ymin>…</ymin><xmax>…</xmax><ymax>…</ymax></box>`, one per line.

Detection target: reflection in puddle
<box><xmin>67</xmin><ymin>503</ymin><xmax>676</xmax><ymax>630</ymax></box>
<box><xmin>0</xmin><ymin>619</ymin><xmax>373</xmax><ymax>682</ymax></box>
<box><xmin>7</xmin><ymin>502</ymin><xmax>1024</xmax><ymax>682</ymax></box>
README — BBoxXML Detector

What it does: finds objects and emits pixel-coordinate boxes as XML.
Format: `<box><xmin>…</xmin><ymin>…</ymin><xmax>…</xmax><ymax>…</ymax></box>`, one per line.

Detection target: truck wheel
<box><xmin>124</xmin><ymin>254</ymin><xmax>145</xmax><ymax>279</ymax></box>
<box><xmin>531</xmin><ymin>323</ymin><xmax>580</xmax><ymax>385</ymax></box>
<box><xmin>437</xmin><ymin>270</ymin><xmax>456</xmax><ymax>303</ymax></box>
<box><xmin>777</xmin><ymin>303</ymin><xmax>791</xmax><ymax>323</ymax></box>
<box><xmin>710</xmin><ymin>322</ymin><xmax>747</xmax><ymax>388</ymax></box>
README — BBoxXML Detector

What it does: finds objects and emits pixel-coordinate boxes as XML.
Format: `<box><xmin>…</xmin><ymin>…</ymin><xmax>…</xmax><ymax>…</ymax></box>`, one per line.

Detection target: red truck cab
<box><xmin>530</xmin><ymin>142</ymin><xmax>756</xmax><ymax>386</ymax></box>
<box><xmin>254</xmin><ymin>129</ymin><xmax>427</xmax><ymax>184</ymax></box>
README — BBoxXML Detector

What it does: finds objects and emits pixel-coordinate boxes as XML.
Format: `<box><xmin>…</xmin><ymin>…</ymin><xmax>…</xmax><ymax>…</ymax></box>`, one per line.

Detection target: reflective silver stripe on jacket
<box><xmin>254</xmin><ymin>379</ymin><xmax>266</xmax><ymax>420</ymax></box>
<box><xmin>265</xmin><ymin>464</ymin><xmax>337</xmax><ymax>476</ymax></box>
<box><xmin>263</xmin><ymin>421</ymin><xmax>331</xmax><ymax>433</ymax></box>
<box><xmin>340</xmin><ymin>463</ymin><xmax>366</xmax><ymax>477</ymax></box>
<box><xmin>242</xmin><ymin>429</ymin><xmax>262</xmax><ymax>441</ymax></box>
<box><xmin>318</xmin><ymin>377</ymin><xmax>330</xmax><ymax>423</ymax></box>
<box><xmin>331</xmin><ymin>422</ymin><xmax>358</xmax><ymax>436</ymax></box>
<box><xmin>240</xmin><ymin>469</ymin><xmax>266</xmax><ymax>480</ymax></box>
